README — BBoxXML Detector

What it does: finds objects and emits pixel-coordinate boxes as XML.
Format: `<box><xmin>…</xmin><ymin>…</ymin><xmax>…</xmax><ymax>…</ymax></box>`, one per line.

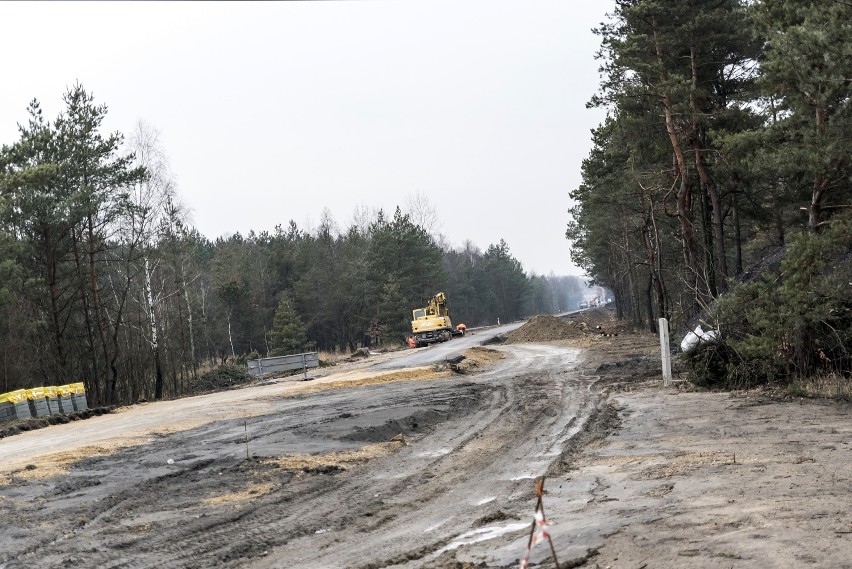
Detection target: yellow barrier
<box><xmin>26</xmin><ymin>387</ymin><xmax>46</xmax><ymax>400</ymax></box>
<box><xmin>2</xmin><ymin>385</ymin><xmax>87</xmax><ymax>404</ymax></box>
<box><xmin>4</xmin><ymin>385</ymin><xmax>87</xmax><ymax>396</ymax></box>
<box><xmin>0</xmin><ymin>389</ymin><xmax>28</xmax><ymax>404</ymax></box>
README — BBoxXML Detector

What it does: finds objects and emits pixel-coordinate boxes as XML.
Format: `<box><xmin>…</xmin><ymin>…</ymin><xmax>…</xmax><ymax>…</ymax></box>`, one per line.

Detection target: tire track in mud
<box><xmin>248</xmin><ymin>345</ymin><xmax>599</xmax><ymax>568</ymax></box>
<box><xmin>1</xmin><ymin>381</ymin><xmax>492</xmax><ymax>569</ymax></box>
<box><xmin>1</xmin><ymin>344</ymin><xmax>602</xmax><ymax>569</ymax></box>
<box><xmin>87</xmin><ymin>473</ymin><xmax>347</xmax><ymax>569</ymax></box>
<box><xmin>136</xmin><ymin>384</ymin><xmax>511</xmax><ymax>569</ymax></box>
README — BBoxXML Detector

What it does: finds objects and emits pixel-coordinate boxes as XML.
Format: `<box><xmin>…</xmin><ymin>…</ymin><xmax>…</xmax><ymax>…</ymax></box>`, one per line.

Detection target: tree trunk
<box><xmin>71</xmin><ymin>227</ymin><xmax>101</xmax><ymax>400</ymax></box>
<box><xmin>86</xmin><ymin>215</ymin><xmax>114</xmax><ymax>403</ymax></box>
<box><xmin>645</xmin><ymin>272</ymin><xmax>656</xmax><ymax>333</ymax></box>
<box><xmin>689</xmin><ymin>45</ymin><xmax>728</xmax><ymax>294</ymax></box>
<box><xmin>698</xmin><ymin>169</ymin><xmax>717</xmax><ymax>298</ymax></box>
<box><xmin>695</xmin><ymin>145</ymin><xmax>728</xmax><ymax>292</ymax></box>
<box><xmin>227</xmin><ymin>310</ymin><xmax>236</xmax><ymax>358</ymax></box>
<box><xmin>108</xmin><ymin>261</ymin><xmax>134</xmax><ymax>405</ymax></box>
<box><xmin>43</xmin><ymin>226</ymin><xmax>70</xmax><ymax>383</ymax></box>
<box><xmin>649</xmin><ymin>197</ymin><xmax>669</xmax><ymax>321</ymax></box>
<box><xmin>144</xmin><ymin>257</ymin><xmax>165</xmax><ymax>400</ymax></box>
<box><xmin>182</xmin><ymin>269</ymin><xmax>197</xmax><ymax>377</ymax></box>
<box><xmin>619</xmin><ymin>218</ymin><xmax>640</xmax><ymax>325</ymax></box>
<box><xmin>808</xmin><ymin>105</ymin><xmax>828</xmax><ymax>232</ymax></box>
<box><xmin>653</xmin><ymin>19</ymin><xmax>704</xmax><ymax>307</ymax></box>
<box><xmin>732</xmin><ymin>194</ymin><xmax>744</xmax><ymax>276</ymax></box>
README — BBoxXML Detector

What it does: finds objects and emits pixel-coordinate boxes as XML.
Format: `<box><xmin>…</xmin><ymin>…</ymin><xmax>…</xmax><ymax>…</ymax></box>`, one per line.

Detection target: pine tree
<box><xmin>754</xmin><ymin>0</ymin><xmax>852</xmax><ymax>232</ymax></box>
<box><xmin>268</xmin><ymin>296</ymin><xmax>309</xmax><ymax>356</ymax></box>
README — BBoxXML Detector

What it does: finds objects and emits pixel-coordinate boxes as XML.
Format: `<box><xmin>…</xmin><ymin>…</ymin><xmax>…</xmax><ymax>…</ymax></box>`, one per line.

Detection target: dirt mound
<box><xmin>505</xmin><ymin>315</ymin><xmax>588</xmax><ymax>343</ymax></box>
<box><xmin>504</xmin><ymin>308</ymin><xmax>632</xmax><ymax>345</ymax></box>
<box><xmin>0</xmin><ymin>407</ymin><xmax>114</xmax><ymax>441</ymax></box>
<box><xmin>451</xmin><ymin>347</ymin><xmax>505</xmax><ymax>374</ymax></box>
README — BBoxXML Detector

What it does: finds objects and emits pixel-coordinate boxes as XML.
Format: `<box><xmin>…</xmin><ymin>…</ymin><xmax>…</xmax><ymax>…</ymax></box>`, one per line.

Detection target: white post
<box><xmin>659</xmin><ymin>318</ymin><xmax>672</xmax><ymax>386</ymax></box>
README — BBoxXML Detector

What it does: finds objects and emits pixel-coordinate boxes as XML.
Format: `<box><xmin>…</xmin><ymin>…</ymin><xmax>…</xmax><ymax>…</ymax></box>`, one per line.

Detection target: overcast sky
<box><xmin>0</xmin><ymin>1</ymin><xmax>609</xmax><ymax>276</ymax></box>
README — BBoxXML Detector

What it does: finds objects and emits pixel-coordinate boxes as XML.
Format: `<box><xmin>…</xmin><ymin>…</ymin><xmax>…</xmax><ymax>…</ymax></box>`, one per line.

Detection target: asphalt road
<box><xmin>372</xmin><ymin>320</ymin><xmax>526</xmax><ymax>370</ymax></box>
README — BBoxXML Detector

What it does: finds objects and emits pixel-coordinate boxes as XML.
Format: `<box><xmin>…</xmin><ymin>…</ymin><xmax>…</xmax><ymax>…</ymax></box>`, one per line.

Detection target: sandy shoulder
<box><xmin>549</xmin><ymin>382</ymin><xmax>852</xmax><ymax>568</ymax></box>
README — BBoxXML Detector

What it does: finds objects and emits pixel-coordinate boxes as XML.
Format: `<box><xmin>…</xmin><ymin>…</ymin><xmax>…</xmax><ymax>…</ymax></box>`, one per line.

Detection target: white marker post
<box><xmin>659</xmin><ymin>318</ymin><xmax>672</xmax><ymax>387</ymax></box>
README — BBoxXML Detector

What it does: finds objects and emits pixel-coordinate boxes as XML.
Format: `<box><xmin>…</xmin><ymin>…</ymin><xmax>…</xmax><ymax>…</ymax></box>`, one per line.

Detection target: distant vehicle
<box><xmin>579</xmin><ymin>301</ymin><xmax>589</xmax><ymax>309</ymax></box>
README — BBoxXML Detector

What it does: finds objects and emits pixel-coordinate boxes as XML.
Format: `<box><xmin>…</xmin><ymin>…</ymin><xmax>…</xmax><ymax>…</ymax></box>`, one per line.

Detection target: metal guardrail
<box><xmin>247</xmin><ymin>352</ymin><xmax>319</xmax><ymax>379</ymax></box>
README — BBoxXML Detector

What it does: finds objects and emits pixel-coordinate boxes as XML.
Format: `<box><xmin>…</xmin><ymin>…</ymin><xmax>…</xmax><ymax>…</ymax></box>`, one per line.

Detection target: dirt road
<box><xmin>0</xmin><ymin>341</ymin><xmax>604</xmax><ymax>569</ymax></box>
<box><xmin>1</xmin><ymin>313</ymin><xmax>850</xmax><ymax>568</ymax></box>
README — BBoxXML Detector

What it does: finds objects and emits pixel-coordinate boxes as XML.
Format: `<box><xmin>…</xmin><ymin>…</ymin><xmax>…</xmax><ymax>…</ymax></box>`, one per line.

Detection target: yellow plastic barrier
<box><xmin>0</xmin><ymin>389</ymin><xmax>31</xmax><ymax>421</ymax></box>
<box><xmin>71</xmin><ymin>382</ymin><xmax>86</xmax><ymax>394</ymax></box>
<box><xmin>26</xmin><ymin>387</ymin><xmax>46</xmax><ymax>400</ymax></box>
<box><xmin>44</xmin><ymin>386</ymin><xmax>58</xmax><ymax>398</ymax></box>
<box><xmin>1</xmin><ymin>389</ymin><xmax>27</xmax><ymax>403</ymax></box>
<box><xmin>57</xmin><ymin>385</ymin><xmax>73</xmax><ymax>397</ymax></box>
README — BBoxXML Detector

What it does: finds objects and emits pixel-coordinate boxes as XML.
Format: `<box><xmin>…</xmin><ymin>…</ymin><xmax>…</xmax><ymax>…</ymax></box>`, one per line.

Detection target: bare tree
<box><xmin>126</xmin><ymin>121</ymin><xmax>187</xmax><ymax>399</ymax></box>
<box><xmin>404</xmin><ymin>190</ymin><xmax>442</xmax><ymax>236</ymax></box>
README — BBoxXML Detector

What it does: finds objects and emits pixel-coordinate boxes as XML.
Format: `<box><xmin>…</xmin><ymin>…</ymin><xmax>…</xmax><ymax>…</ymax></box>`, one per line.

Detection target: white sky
<box><xmin>0</xmin><ymin>1</ymin><xmax>609</xmax><ymax>276</ymax></box>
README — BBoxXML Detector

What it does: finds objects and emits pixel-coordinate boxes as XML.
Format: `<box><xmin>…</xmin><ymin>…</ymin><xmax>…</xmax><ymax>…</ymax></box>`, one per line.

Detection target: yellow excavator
<box><xmin>410</xmin><ymin>292</ymin><xmax>459</xmax><ymax>347</ymax></box>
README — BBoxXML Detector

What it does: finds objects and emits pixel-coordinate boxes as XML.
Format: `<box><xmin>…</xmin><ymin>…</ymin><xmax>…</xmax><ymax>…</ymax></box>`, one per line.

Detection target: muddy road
<box><xmin>3</xmin><ymin>313</ymin><xmax>849</xmax><ymax>568</ymax></box>
<box><xmin>0</xmin><ymin>342</ymin><xmax>605</xmax><ymax>569</ymax></box>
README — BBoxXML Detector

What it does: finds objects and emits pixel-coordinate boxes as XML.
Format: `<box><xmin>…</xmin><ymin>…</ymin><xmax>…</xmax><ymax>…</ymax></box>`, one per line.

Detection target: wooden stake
<box><xmin>523</xmin><ymin>476</ymin><xmax>561</xmax><ymax>569</ymax></box>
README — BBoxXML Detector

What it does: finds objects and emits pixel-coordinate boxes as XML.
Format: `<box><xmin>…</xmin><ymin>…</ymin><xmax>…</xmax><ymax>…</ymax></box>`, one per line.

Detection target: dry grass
<box><xmin>202</xmin><ymin>482</ymin><xmax>276</xmax><ymax>506</ymax></box>
<box><xmin>268</xmin><ymin>440</ymin><xmax>406</xmax><ymax>471</ymax></box>
<box><xmin>302</xmin><ymin>367</ymin><xmax>453</xmax><ymax>393</ymax></box>
<box><xmin>7</xmin><ymin>437</ymin><xmax>149</xmax><ymax>480</ymax></box>
<box><xmin>317</xmin><ymin>349</ymin><xmax>353</xmax><ymax>365</ymax></box>
<box><xmin>788</xmin><ymin>374</ymin><xmax>852</xmax><ymax>400</ymax></box>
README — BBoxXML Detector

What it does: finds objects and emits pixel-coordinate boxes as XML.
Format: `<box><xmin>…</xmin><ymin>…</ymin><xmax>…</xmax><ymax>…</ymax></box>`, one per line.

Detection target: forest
<box><xmin>0</xmin><ymin>87</ymin><xmax>588</xmax><ymax>405</ymax></box>
<box><xmin>2</xmin><ymin>0</ymin><xmax>849</xmax><ymax>406</ymax></box>
<box><xmin>567</xmin><ymin>0</ymin><xmax>851</xmax><ymax>386</ymax></box>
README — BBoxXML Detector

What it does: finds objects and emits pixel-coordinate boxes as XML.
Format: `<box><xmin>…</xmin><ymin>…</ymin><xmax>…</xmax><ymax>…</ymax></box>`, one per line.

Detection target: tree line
<box><xmin>568</xmin><ymin>0</ymin><xmax>850</xmax><ymax>383</ymax></box>
<box><xmin>0</xmin><ymin>84</ymin><xmax>589</xmax><ymax>405</ymax></box>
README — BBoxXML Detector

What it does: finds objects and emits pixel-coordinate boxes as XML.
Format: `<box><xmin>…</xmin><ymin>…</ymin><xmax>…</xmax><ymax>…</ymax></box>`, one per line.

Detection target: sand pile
<box><xmin>451</xmin><ymin>347</ymin><xmax>505</xmax><ymax>373</ymax></box>
<box><xmin>505</xmin><ymin>315</ymin><xmax>587</xmax><ymax>343</ymax></box>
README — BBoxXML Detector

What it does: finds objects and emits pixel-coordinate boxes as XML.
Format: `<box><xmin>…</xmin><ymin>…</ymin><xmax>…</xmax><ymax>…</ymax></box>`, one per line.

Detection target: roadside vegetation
<box><xmin>0</xmin><ymin>89</ymin><xmax>590</xmax><ymax>407</ymax></box>
<box><xmin>567</xmin><ymin>1</ymin><xmax>851</xmax><ymax>392</ymax></box>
